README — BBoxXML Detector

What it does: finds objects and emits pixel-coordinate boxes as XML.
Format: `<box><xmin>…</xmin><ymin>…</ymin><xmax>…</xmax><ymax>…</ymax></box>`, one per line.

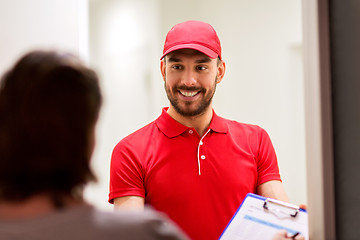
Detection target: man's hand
<box><xmin>272</xmin><ymin>230</ymin><xmax>305</xmax><ymax>240</ymax></box>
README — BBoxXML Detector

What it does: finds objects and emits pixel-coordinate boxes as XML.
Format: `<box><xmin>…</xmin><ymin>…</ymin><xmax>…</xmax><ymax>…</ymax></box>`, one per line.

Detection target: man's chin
<box><xmin>175</xmin><ymin>106</ymin><xmax>208</xmax><ymax>117</ymax></box>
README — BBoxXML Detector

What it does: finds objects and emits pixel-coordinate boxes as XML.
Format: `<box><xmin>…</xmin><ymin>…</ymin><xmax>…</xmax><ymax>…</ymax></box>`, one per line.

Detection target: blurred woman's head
<box><xmin>0</xmin><ymin>50</ymin><xmax>102</xmax><ymax>205</ymax></box>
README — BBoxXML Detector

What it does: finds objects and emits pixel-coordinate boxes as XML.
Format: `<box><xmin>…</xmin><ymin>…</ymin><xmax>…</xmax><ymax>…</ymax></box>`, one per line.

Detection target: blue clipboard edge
<box><xmin>218</xmin><ymin>193</ymin><xmax>307</xmax><ymax>239</ymax></box>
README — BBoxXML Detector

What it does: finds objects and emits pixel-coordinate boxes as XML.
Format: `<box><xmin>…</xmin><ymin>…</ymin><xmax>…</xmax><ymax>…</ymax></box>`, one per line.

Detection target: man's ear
<box><xmin>160</xmin><ymin>60</ymin><xmax>166</xmax><ymax>81</ymax></box>
<box><xmin>216</xmin><ymin>60</ymin><xmax>226</xmax><ymax>84</ymax></box>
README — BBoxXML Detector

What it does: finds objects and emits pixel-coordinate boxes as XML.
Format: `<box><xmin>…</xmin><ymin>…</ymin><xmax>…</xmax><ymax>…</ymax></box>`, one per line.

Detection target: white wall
<box><xmin>0</xmin><ymin>0</ymin><xmax>88</xmax><ymax>75</ymax></box>
<box><xmin>85</xmin><ymin>0</ymin><xmax>161</xmax><ymax>211</ymax></box>
<box><xmin>87</xmin><ymin>0</ymin><xmax>306</xmax><ymax>211</ymax></box>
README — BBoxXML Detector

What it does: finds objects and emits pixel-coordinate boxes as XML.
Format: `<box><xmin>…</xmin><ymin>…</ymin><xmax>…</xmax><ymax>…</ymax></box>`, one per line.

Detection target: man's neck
<box><xmin>167</xmin><ymin>106</ymin><xmax>213</xmax><ymax>136</ymax></box>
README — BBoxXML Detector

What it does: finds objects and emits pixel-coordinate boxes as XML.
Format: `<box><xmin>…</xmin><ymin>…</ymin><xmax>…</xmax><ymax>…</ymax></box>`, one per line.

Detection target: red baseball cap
<box><xmin>160</xmin><ymin>20</ymin><xmax>222</xmax><ymax>60</ymax></box>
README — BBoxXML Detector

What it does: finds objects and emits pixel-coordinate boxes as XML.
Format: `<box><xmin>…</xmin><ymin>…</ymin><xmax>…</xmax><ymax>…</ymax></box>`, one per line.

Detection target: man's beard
<box><xmin>164</xmin><ymin>78</ymin><xmax>217</xmax><ymax>117</ymax></box>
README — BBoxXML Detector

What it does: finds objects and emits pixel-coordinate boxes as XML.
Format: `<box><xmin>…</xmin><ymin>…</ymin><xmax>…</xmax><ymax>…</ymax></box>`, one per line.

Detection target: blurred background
<box><xmin>0</xmin><ymin>0</ymin><xmax>305</xmax><ymax>211</ymax></box>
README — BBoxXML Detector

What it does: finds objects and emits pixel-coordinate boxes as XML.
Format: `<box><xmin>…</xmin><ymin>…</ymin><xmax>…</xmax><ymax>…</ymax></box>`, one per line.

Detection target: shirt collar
<box><xmin>156</xmin><ymin>107</ymin><xmax>228</xmax><ymax>138</ymax></box>
<box><xmin>209</xmin><ymin>110</ymin><xmax>228</xmax><ymax>134</ymax></box>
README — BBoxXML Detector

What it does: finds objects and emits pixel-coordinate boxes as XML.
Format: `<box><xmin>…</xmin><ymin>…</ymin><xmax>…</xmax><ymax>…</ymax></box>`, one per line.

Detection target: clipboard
<box><xmin>219</xmin><ymin>193</ymin><xmax>308</xmax><ymax>240</ymax></box>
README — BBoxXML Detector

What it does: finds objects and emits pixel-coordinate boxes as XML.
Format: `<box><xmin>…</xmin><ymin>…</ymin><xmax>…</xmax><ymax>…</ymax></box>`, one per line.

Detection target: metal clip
<box><xmin>263</xmin><ymin>198</ymin><xmax>300</xmax><ymax>218</ymax></box>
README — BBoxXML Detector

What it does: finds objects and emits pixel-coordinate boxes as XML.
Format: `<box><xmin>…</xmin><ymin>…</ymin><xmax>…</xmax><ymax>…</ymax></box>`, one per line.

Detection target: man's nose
<box><xmin>182</xmin><ymin>70</ymin><xmax>197</xmax><ymax>86</ymax></box>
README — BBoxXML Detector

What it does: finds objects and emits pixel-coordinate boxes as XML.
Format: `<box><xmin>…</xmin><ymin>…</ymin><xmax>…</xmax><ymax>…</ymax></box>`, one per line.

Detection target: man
<box><xmin>109</xmin><ymin>21</ymin><xmax>296</xmax><ymax>240</ymax></box>
<box><xmin>0</xmin><ymin>50</ymin><xmax>187</xmax><ymax>240</ymax></box>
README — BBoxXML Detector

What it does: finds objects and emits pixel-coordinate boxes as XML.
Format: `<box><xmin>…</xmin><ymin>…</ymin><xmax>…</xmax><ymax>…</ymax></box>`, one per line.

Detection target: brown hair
<box><xmin>0</xmin><ymin>50</ymin><xmax>102</xmax><ymax>205</ymax></box>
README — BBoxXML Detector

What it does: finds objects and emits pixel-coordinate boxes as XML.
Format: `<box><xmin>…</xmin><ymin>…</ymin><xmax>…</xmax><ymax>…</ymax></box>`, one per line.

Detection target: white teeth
<box><xmin>180</xmin><ymin>90</ymin><xmax>198</xmax><ymax>97</ymax></box>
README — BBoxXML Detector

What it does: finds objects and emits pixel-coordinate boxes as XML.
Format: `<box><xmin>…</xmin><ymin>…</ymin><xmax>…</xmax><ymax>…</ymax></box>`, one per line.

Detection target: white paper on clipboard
<box><xmin>219</xmin><ymin>193</ymin><xmax>308</xmax><ymax>240</ymax></box>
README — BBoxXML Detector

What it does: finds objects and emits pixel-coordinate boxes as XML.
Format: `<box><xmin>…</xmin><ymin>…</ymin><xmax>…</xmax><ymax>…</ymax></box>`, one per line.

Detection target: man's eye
<box><xmin>196</xmin><ymin>66</ymin><xmax>207</xmax><ymax>71</ymax></box>
<box><xmin>172</xmin><ymin>65</ymin><xmax>182</xmax><ymax>70</ymax></box>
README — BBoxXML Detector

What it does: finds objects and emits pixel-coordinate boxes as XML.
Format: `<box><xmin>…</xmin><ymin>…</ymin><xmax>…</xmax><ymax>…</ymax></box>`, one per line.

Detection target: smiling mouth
<box><xmin>179</xmin><ymin>90</ymin><xmax>200</xmax><ymax>97</ymax></box>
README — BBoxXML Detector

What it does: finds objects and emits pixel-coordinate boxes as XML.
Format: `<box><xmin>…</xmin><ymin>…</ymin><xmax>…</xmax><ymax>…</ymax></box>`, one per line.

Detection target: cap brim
<box><xmin>160</xmin><ymin>43</ymin><xmax>219</xmax><ymax>60</ymax></box>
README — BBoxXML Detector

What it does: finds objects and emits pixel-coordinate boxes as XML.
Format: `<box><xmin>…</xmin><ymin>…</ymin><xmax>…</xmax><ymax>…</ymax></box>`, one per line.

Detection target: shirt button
<box><xmin>201</xmin><ymin>155</ymin><xmax>206</xmax><ymax>160</ymax></box>
<box><xmin>189</xmin><ymin>130</ymin><xmax>193</xmax><ymax>134</ymax></box>
<box><xmin>200</xmin><ymin>141</ymin><xmax>203</xmax><ymax>145</ymax></box>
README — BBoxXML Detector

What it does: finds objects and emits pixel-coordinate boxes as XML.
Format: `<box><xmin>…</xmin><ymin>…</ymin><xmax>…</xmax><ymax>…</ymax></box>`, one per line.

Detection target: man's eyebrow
<box><xmin>195</xmin><ymin>57</ymin><xmax>212</xmax><ymax>63</ymax></box>
<box><xmin>167</xmin><ymin>56</ymin><xmax>182</xmax><ymax>62</ymax></box>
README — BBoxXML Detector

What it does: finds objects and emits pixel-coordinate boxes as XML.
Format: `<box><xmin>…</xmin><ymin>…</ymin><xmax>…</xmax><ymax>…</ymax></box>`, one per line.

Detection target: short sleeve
<box><xmin>254</xmin><ymin>127</ymin><xmax>281</xmax><ymax>186</ymax></box>
<box><xmin>108</xmin><ymin>140</ymin><xmax>146</xmax><ymax>204</ymax></box>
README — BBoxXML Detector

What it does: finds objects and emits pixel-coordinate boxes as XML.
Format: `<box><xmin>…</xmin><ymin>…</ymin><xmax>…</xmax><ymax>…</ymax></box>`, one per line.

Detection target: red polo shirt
<box><xmin>109</xmin><ymin>108</ymin><xmax>281</xmax><ymax>240</ymax></box>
